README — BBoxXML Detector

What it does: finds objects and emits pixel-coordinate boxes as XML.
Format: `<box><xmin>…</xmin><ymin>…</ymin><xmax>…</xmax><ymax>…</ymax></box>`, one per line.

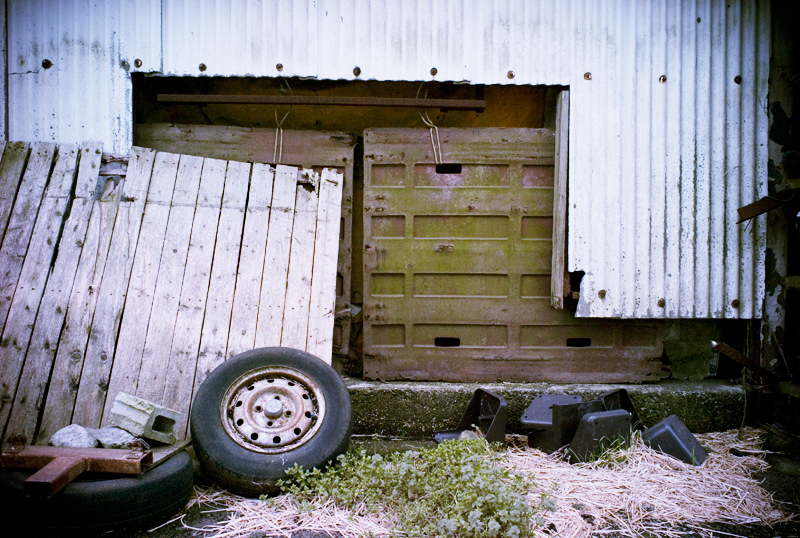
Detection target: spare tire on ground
<box><xmin>0</xmin><ymin>450</ymin><xmax>194</xmax><ymax>535</ymax></box>
<box><xmin>190</xmin><ymin>347</ymin><xmax>353</xmax><ymax>497</ymax></box>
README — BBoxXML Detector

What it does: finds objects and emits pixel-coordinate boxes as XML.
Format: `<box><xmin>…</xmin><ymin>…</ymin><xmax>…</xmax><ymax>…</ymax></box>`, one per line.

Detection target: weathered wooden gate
<box><xmin>0</xmin><ymin>142</ymin><xmax>343</xmax><ymax>447</ymax></box>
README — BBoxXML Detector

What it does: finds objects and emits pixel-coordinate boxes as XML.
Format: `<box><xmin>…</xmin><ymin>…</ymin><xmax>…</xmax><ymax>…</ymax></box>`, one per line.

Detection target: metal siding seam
<box><xmin>694</xmin><ymin>0</ymin><xmax>712</xmax><ymax>317</ymax></box>
<box><xmin>638</xmin><ymin>0</ymin><xmax>654</xmax><ymax>318</ymax></box>
<box><xmin>664</xmin><ymin>0</ymin><xmax>681</xmax><ymax>317</ymax></box>
<box><xmin>619</xmin><ymin>0</ymin><xmax>637</xmax><ymax>317</ymax></box>
<box><xmin>678</xmin><ymin>1</ymin><xmax>697</xmax><ymax>317</ymax></box>
<box><xmin>709</xmin><ymin>0</ymin><xmax>726</xmax><ymax>317</ymax></box>
<box><xmin>724</xmin><ymin>1</ymin><xmax>742</xmax><ymax>318</ymax></box>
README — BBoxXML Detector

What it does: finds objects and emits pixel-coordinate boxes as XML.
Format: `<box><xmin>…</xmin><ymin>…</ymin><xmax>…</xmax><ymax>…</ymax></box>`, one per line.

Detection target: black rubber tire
<box><xmin>190</xmin><ymin>347</ymin><xmax>353</xmax><ymax>497</ymax></box>
<box><xmin>0</xmin><ymin>450</ymin><xmax>193</xmax><ymax>536</ymax></box>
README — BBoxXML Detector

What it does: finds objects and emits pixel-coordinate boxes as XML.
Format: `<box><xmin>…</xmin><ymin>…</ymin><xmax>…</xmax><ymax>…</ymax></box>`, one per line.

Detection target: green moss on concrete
<box><xmin>347</xmin><ymin>380</ymin><xmax>751</xmax><ymax>437</ymax></box>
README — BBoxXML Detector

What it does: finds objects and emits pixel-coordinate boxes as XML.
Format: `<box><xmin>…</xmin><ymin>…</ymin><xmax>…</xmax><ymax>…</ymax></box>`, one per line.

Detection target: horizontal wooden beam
<box><xmin>157</xmin><ymin>94</ymin><xmax>486</xmax><ymax>111</ymax></box>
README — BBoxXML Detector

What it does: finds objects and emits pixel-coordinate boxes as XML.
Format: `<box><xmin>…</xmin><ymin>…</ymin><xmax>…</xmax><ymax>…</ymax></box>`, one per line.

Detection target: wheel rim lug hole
<box><xmin>255</xmin><ymin>406</ymin><xmax>262</xmax><ymax>412</ymax></box>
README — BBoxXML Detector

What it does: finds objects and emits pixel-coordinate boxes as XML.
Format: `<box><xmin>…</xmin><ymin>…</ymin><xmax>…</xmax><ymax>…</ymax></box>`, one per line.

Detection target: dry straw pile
<box><xmin>174</xmin><ymin>427</ymin><xmax>792</xmax><ymax>538</ymax></box>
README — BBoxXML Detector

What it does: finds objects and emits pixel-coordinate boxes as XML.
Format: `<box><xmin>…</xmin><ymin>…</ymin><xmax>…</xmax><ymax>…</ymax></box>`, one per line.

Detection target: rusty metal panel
<box><xmin>363</xmin><ymin>128</ymin><xmax>664</xmax><ymax>383</ymax></box>
<box><xmin>6</xmin><ymin>0</ymin><xmax>161</xmax><ymax>153</ymax></box>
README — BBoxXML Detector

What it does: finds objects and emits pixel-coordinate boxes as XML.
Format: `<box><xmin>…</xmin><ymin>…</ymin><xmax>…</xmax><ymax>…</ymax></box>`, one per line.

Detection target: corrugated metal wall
<box><xmin>3</xmin><ymin>0</ymin><xmax>769</xmax><ymax>318</ymax></box>
<box><xmin>567</xmin><ymin>0</ymin><xmax>769</xmax><ymax>319</ymax></box>
<box><xmin>5</xmin><ymin>0</ymin><xmax>160</xmax><ymax>153</ymax></box>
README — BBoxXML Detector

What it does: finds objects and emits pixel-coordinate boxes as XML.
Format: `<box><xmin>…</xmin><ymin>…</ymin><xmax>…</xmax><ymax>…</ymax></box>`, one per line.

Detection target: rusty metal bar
<box><xmin>1</xmin><ymin>445</ymin><xmax>153</xmax><ymax>496</ymax></box>
<box><xmin>711</xmin><ymin>341</ymin><xmax>778</xmax><ymax>383</ymax></box>
<box><xmin>736</xmin><ymin>189</ymin><xmax>796</xmax><ymax>223</ymax></box>
<box><xmin>157</xmin><ymin>94</ymin><xmax>486</xmax><ymax>112</ymax></box>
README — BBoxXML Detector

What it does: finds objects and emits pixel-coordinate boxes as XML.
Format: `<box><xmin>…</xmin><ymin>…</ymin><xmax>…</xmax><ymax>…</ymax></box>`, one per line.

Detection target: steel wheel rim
<box><xmin>220</xmin><ymin>366</ymin><xmax>325</xmax><ymax>454</ymax></box>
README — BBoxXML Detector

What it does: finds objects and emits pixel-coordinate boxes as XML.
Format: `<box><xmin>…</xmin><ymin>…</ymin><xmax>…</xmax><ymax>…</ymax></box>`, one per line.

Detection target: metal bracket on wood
<box><xmin>1</xmin><ymin>445</ymin><xmax>153</xmax><ymax>497</ymax></box>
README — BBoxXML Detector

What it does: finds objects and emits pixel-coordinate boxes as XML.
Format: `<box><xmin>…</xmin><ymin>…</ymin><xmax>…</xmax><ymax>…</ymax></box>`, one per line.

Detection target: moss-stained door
<box><xmin>362</xmin><ymin>128</ymin><xmax>663</xmax><ymax>383</ymax></box>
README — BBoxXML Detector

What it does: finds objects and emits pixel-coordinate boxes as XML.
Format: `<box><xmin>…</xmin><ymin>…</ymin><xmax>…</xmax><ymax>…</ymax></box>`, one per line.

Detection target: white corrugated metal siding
<box><xmin>6</xmin><ymin>0</ymin><xmax>161</xmax><ymax>153</ymax></box>
<box><xmin>4</xmin><ymin>0</ymin><xmax>768</xmax><ymax>318</ymax></box>
<box><xmin>567</xmin><ymin>0</ymin><xmax>768</xmax><ymax>319</ymax></box>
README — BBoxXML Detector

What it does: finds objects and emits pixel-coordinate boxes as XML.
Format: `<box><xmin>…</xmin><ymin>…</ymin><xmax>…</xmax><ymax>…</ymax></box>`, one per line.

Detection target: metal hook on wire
<box><xmin>416</xmin><ymin>82</ymin><xmax>443</xmax><ymax>165</ymax></box>
<box><xmin>273</xmin><ymin>78</ymin><xmax>293</xmax><ymax>164</ymax></box>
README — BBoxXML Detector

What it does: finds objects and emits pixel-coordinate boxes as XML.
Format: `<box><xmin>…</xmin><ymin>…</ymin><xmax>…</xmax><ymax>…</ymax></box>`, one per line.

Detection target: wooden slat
<box><xmin>307</xmin><ymin>169</ymin><xmax>345</xmax><ymax>363</ymax></box>
<box><xmin>38</xmin><ymin>150</ymin><xmax>151</xmax><ymax>442</ymax></box>
<box><xmin>3</xmin><ymin>143</ymin><xmax>99</xmax><ymax>449</ymax></box>
<box><xmin>136</xmin><ymin>124</ymin><xmax>356</xmax><ymax>357</ymax></box>
<box><xmin>68</xmin><ymin>147</ymin><xmax>158</xmax><ymax>428</ymax></box>
<box><xmin>193</xmin><ymin>160</ymin><xmax>249</xmax><ymax>388</ymax></box>
<box><xmin>551</xmin><ymin>91</ymin><xmax>570</xmax><ymax>308</ymax></box>
<box><xmin>94</xmin><ymin>152</ymin><xmax>180</xmax><ymax>427</ymax></box>
<box><xmin>161</xmin><ymin>157</ymin><xmax>227</xmax><ymax>438</ymax></box>
<box><xmin>0</xmin><ymin>144</ymin><xmax>76</xmax><ymax>445</ymax></box>
<box><xmin>227</xmin><ymin>163</ymin><xmax>275</xmax><ymax>359</ymax></box>
<box><xmin>254</xmin><ymin>166</ymin><xmax>299</xmax><ymax>347</ymax></box>
<box><xmin>0</xmin><ymin>142</ymin><xmax>30</xmax><ymax>248</ymax></box>
<box><xmin>280</xmin><ymin>175</ymin><xmax>320</xmax><ymax>350</ymax></box>
<box><xmin>134</xmin><ymin>155</ymin><xmax>203</xmax><ymax>406</ymax></box>
<box><xmin>0</xmin><ymin>143</ymin><xmax>56</xmax><ymax>333</ymax></box>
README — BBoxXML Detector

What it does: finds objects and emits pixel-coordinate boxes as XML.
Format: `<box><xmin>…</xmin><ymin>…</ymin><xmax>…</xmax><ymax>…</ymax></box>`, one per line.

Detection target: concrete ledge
<box><xmin>347</xmin><ymin>379</ymin><xmax>753</xmax><ymax>437</ymax></box>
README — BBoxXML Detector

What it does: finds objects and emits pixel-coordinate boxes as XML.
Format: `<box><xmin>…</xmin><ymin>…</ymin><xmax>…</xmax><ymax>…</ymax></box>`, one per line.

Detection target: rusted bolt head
<box><xmin>598</xmin><ymin>289</ymin><xmax>606</xmax><ymax>299</ymax></box>
<box><xmin>731</xmin><ymin>299</ymin><xmax>740</xmax><ymax>308</ymax></box>
<box><xmin>353</xmin><ymin>66</ymin><xmax>361</xmax><ymax>77</ymax></box>
<box><xmin>584</xmin><ymin>72</ymin><xmax>592</xmax><ymax>80</ymax></box>
<box><xmin>276</xmin><ymin>63</ymin><xmax>284</xmax><ymax>72</ymax></box>
<box><xmin>41</xmin><ymin>59</ymin><xmax>53</xmax><ymax>69</ymax></box>
<box><xmin>134</xmin><ymin>59</ymin><xmax>142</xmax><ymax>68</ymax></box>
<box><xmin>659</xmin><ymin>75</ymin><xmax>667</xmax><ymax>83</ymax></box>
<box><xmin>734</xmin><ymin>75</ymin><xmax>742</xmax><ymax>85</ymax></box>
<box><xmin>430</xmin><ymin>67</ymin><xmax>438</xmax><ymax>76</ymax></box>
<box><xmin>507</xmin><ymin>70</ymin><xmax>515</xmax><ymax>79</ymax></box>
<box><xmin>657</xmin><ymin>298</ymin><xmax>666</xmax><ymax>308</ymax></box>
<box><xmin>198</xmin><ymin>63</ymin><xmax>207</xmax><ymax>72</ymax></box>
<box><xmin>120</xmin><ymin>59</ymin><xmax>130</xmax><ymax>71</ymax></box>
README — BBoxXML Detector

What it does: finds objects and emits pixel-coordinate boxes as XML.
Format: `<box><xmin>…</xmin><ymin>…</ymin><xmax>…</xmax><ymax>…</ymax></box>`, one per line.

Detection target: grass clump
<box><xmin>275</xmin><ymin>438</ymin><xmax>550</xmax><ymax>538</ymax></box>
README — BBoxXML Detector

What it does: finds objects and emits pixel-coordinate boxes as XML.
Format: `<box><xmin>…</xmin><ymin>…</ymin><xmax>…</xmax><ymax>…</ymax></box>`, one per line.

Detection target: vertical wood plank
<box><xmin>134</xmin><ymin>155</ymin><xmax>202</xmax><ymax>405</ymax></box>
<box><xmin>0</xmin><ymin>143</ymin><xmax>57</xmax><ymax>333</ymax></box>
<box><xmin>0</xmin><ymin>144</ymin><xmax>76</xmax><ymax>444</ymax></box>
<box><xmin>38</xmin><ymin>148</ymin><xmax>154</xmax><ymax>442</ymax></box>
<box><xmin>161</xmin><ymin>157</ymin><xmax>226</xmax><ymax>438</ymax></box>
<box><xmin>192</xmin><ymin>160</ymin><xmax>249</xmax><ymax>389</ymax></box>
<box><xmin>0</xmin><ymin>142</ymin><xmax>31</xmax><ymax>248</ymax></box>
<box><xmin>280</xmin><ymin>175</ymin><xmax>320</xmax><ymax>350</ymax></box>
<box><xmin>551</xmin><ymin>91</ymin><xmax>570</xmax><ymax>308</ymax></box>
<box><xmin>92</xmin><ymin>152</ymin><xmax>180</xmax><ymax>427</ymax></box>
<box><xmin>3</xmin><ymin>143</ymin><xmax>101</xmax><ymax>447</ymax></box>
<box><xmin>254</xmin><ymin>165</ymin><xmax>298</xmax><ymax>347</ymax></box>
<box><xmin>307</xmin><ymin>169</ymin><xmax>344</xmax><ymax>363</ymax></box>
<box><xmin>227</xmin><ymin>164</ymin><xmax>274</xmax><ymax>359</ymax></box>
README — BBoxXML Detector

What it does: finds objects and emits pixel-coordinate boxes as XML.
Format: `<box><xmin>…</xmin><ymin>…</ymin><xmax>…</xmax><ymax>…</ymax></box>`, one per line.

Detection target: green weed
<box><xmin>273</xmin><ymin>438</ymin><xmax>552</xmax><ymax>538</ymax></box>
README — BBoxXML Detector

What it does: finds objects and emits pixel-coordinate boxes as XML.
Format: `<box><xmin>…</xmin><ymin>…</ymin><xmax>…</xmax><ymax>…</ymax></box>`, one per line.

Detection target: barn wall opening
<box><xmin>132</xmin><ymin>75</ymin><xmax>747</xmax><ymax>383</ymax></box>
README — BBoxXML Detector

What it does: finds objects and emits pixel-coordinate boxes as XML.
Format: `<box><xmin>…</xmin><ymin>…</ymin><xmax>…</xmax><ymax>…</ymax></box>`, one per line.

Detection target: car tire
<box><xmin>0</xmin><ymin>450</ymin><xmax>194</xmax><ymax>535</ymax></box>
<box><xmin>190</xmin><ymin>347</ymin><xmax>353</xmax><ymax>497</ymax></box>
